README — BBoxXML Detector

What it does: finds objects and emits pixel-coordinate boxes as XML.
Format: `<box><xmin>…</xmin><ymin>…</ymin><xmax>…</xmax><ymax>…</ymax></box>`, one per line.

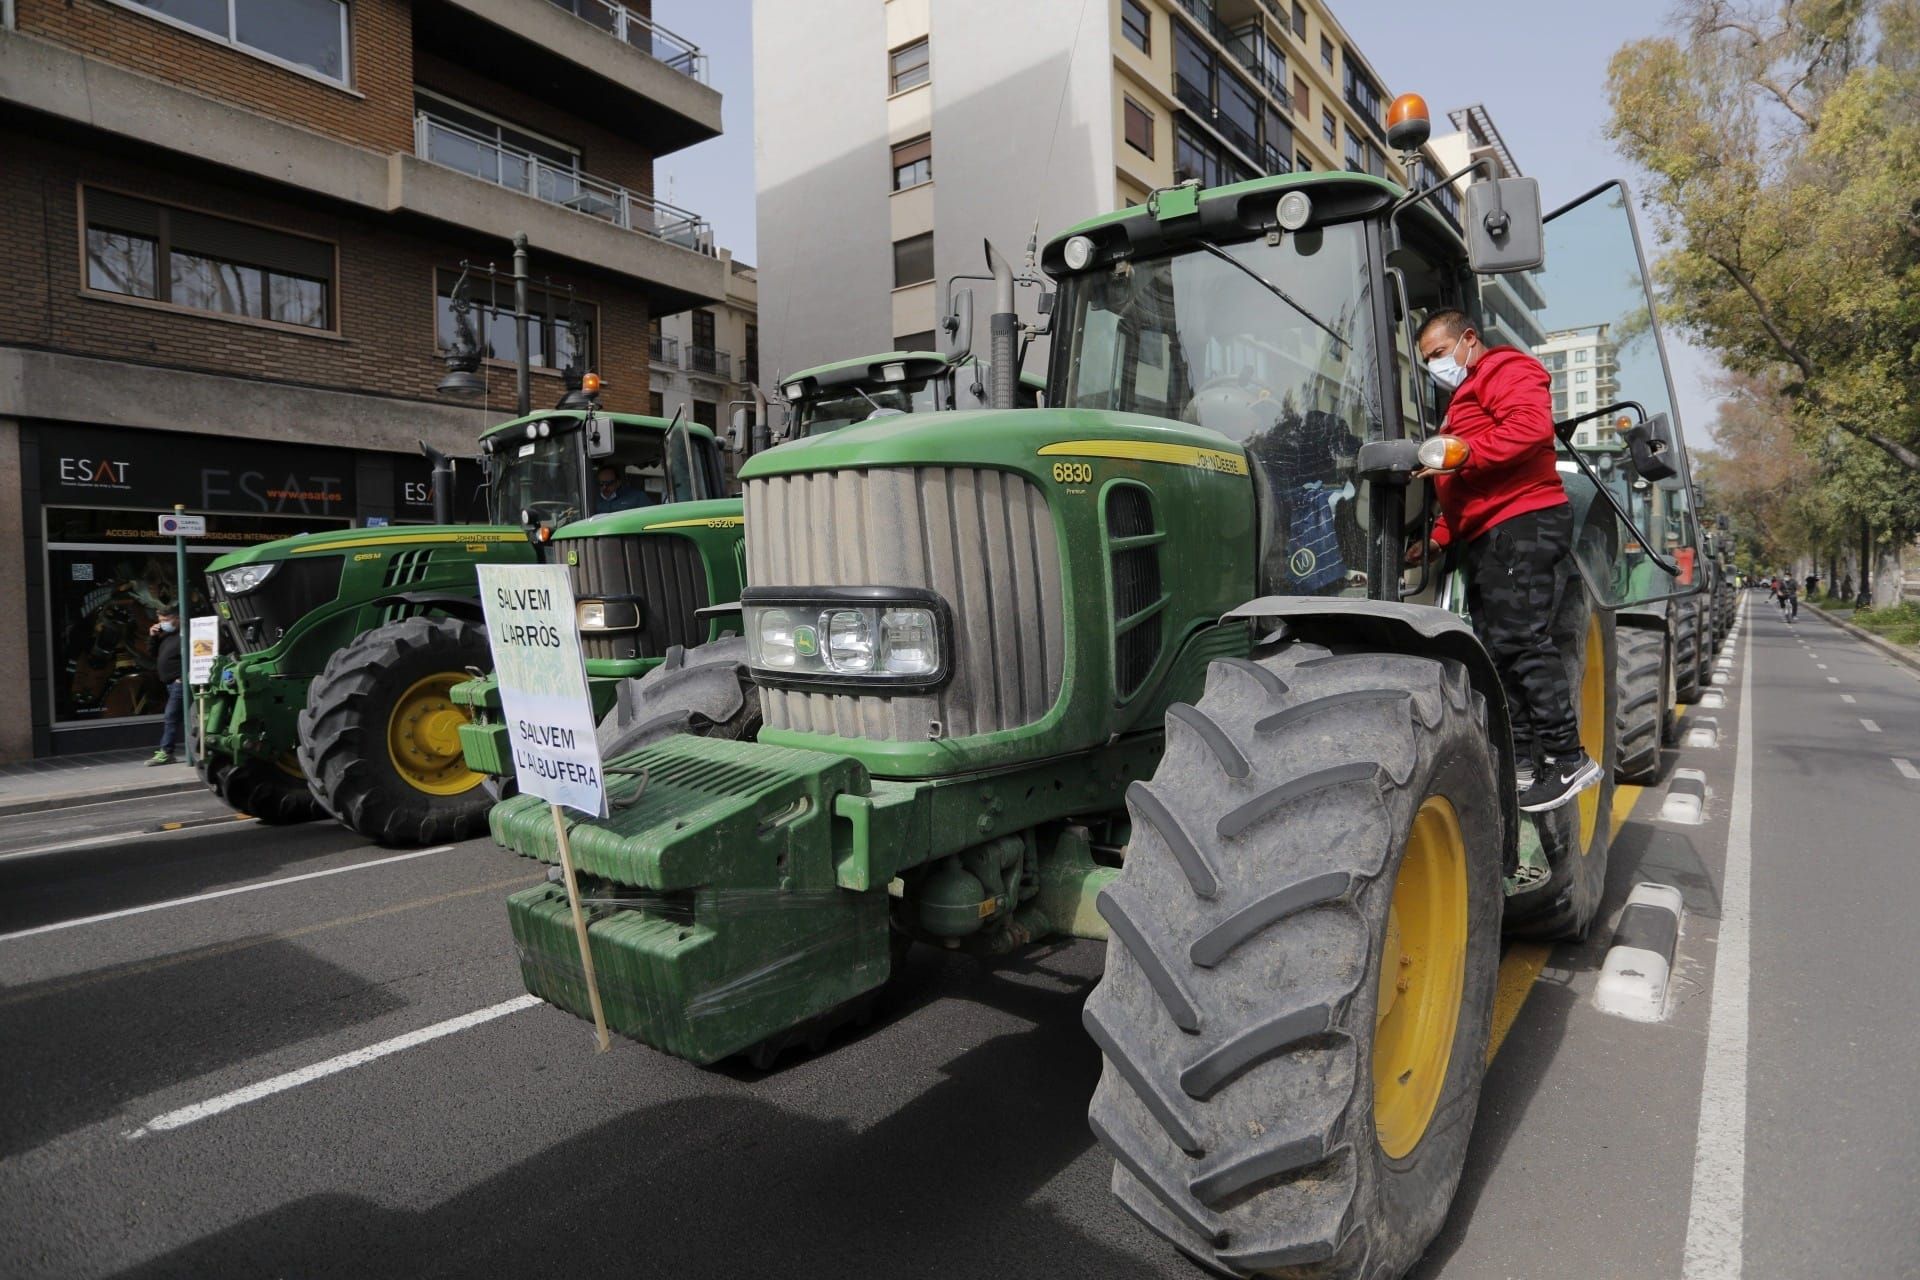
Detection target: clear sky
<box><xmin>653</xmin><ymin>0</ymin><xmax>1723</xmax><ymax>437</ymax></box>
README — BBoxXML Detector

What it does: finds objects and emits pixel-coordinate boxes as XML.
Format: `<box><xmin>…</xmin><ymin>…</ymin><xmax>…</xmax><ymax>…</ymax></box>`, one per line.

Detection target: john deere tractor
<box><xmin>198</xmin><ymin>408</ymin><xmax>738</xmax><ymax>845</ymax></box>
<box><xmin>484</xmin><ymin>133</ymin><xmax>1697</xmax><ymax>1275</ymax></box>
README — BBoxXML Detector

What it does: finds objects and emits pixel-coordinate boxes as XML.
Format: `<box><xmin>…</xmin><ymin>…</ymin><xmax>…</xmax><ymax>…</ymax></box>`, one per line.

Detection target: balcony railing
<box><xmin>686</xmin><ymin>345</ymin><xmax>730</xmax><ymax>379</ymax></box>
<box><xmin>1225</xmin><ymin>24</ymin><xmax>1291</xmax><ymax>111</ymax></box>
<box><xmin>547</xmin><ymin>0</ymin><xmax>708</xmax><ymax>83</ymax></box>
<box><xmin>415</xmin><ymin>112</ymin><xmax>711</xmax><ymax>249</ymax></box>
<box><xmin>649</xmin><ymin>334</ymin><xmax>679</xmax><ymax>365</ymax></box>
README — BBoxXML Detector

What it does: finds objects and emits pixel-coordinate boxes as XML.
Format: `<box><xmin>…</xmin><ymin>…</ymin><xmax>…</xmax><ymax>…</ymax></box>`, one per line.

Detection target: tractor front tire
<box><xmin>595</xmin><ymin>637</ymin><xmax>762</xmax><ymax>762</ymax></box>
<box><xmin>298</xmin><ymin>616</ymin><xmax>494</xmax><ymax>847</ymax></box>
<box><xmin>1613</xmin><ymin>626</ymin><xmax>1667</xmax><ymax>785</ymax></box>
<box><xmin>1085</xmin><ymin>644</ymin><xmax>1503</xmax><ymax>1279</ymax></box>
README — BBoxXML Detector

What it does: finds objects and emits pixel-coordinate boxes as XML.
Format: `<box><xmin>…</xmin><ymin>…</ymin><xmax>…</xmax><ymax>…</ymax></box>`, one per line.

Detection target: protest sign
<box><xmin>188</xmin><ymin>616</ymin><xmax>220</xmax><ymax>686</ymax></box>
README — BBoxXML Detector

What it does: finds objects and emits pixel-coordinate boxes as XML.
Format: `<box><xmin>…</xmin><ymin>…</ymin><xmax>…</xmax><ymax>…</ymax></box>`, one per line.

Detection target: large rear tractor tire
<box><xmin>1085</xmin><ymin>644</ymin><xmax>1504</xmax><ymax>1278</ymax></box>
<box><xmin>297</xmin><ymin>616</ymin><xmax>494</xmax><ymax>846</ymax></box>
<box><xmin>1503</xmin><ymin>575</ymin><xmax>1617</xmax><ymax>941</ymax></box>
<box><xmin>1613</xmin><ymin>626</ymin><xmax>1667</xmax><ymax>785</ymax></box>
<box><xmin>217</xmin><ymin>757</ymin><xmax>326</xmax><ymax>825</ymax></box>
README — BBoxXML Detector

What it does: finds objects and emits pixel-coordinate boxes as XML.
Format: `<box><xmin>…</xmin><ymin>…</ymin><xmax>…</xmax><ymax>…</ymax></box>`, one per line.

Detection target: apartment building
<box><xmin>754</xmin><ymin>0</ymin><xmax>1460</xmax><ymax>381</ymax></box>
<box><xmin>648</xmin><ymin>256</ymin><xmax>759</xmax><ymax>433</ymax></box>
<box><xmin>1537</xmin><ymin>327</ymin><xmax>1624</xmax><ymax>446</ymax></box>
<box><xmin>0</xmin><ymin>0</ymin><xmax>724</xmax><ymax>760</ymax></box>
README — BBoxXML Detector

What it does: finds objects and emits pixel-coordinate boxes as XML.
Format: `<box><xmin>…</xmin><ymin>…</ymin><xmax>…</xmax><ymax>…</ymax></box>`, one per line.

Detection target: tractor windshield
<box><xmin>1054</xmin><ymin>221</ymin><xmax>1381</xmax><ymax>597</ymax></box>
<box><xmin>794</xmin><ymin>376</ymin><xmax>943</xmax><ymax>433</ymax></box>
<box><xmin>490</xmin><ymin>433</ymin><xmax>586</xmax><ymax>525</ymax></box>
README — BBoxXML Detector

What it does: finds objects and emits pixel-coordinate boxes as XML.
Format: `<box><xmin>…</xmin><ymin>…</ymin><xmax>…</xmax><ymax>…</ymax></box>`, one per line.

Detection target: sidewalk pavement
<box><xmin>1804</xmin><ymin>602</ymin><xmax>1920</xmax><ymax>675</ymax></box>
<box><xmin>0</xmin><ymin>749</ymin><xmax>202</xmax><ymax>818</ymax></box>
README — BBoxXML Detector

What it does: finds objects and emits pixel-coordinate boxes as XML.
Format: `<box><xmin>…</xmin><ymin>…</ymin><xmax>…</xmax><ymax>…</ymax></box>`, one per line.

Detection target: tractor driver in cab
<box><xmin>1407</xmin><ymin>309</ymin><xmax>1602</xmax><ymax>813</ymax></box>
<box><xmin>594</xmin><ymin>465</ymin><xmax>651</xmax><ymax>514</ymax></box>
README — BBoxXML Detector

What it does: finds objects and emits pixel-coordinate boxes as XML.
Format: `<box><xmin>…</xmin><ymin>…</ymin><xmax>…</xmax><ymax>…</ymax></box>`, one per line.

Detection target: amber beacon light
<box><xmin>1386</xmin><ymin>93</ymin><xmax>1431</xmax><ymax>151</ymax></box>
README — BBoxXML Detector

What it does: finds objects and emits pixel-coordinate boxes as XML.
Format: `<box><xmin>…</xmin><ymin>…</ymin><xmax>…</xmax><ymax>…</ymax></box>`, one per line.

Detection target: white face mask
<box><xmin>158</xmin><ymin>621</ymin><xmax>177</xmax><ymax>633</ymax></box>
<box><xmin>1425</xmin><ymin>333</ymin><xmax>1470</xmax><ymax>391</ymax></box>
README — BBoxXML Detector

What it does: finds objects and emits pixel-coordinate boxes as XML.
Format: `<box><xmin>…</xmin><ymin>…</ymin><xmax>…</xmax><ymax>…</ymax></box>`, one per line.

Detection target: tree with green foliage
<box><xmin>1608</xmin><ymin>0</ymin><xmax>1920</xmax><ymax>477</ymax></box>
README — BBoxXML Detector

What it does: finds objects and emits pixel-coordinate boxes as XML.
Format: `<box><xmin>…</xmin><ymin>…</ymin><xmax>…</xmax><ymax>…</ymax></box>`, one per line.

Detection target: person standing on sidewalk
<box><xmin>1406</xmin><ymin>309</ymin><xmax>1601</xmax><ymax>812</ymax></box>
<box><xmin>148</xmin><ymin>608</ymin><xmax>183</xmax><ymax>765</ymax></box>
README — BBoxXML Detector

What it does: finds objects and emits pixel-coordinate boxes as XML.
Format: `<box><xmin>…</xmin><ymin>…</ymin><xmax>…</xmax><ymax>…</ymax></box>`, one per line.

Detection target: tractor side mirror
<box><xmin>1624</xmin><ymin>412</ymin><xmax>1678</xmax><ymax>483</ymax></box>
<box><xmin>943</xmin><ymin>288</ymin><xmax>975</xmax><ymax>362</ymax></box>
<box><xmin>1464</xmin><ymin>177</ymin><xmax>1545</xmax><ymax>275</ymax></box>
<box><xmin>724</xmin><ymin>407</ymin><xmax>749</xmax><ymax>453</ymax></box>
<box><xmin>583</xmin><ymin>413</ymin><xmax>616</xmax><ymax>459</ymax></box>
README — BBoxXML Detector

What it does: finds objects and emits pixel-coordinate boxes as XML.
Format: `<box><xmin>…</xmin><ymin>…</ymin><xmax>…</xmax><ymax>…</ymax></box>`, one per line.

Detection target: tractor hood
<box><xmin>737</xmin><ymin>407</ymin><xmax>1250</xmax><ymax>481</ymax></box>
<box><xmin>552</xmin><ymin>498</ymin><xmax>744</xmax><ymax>541</ymax></box>
<box><xmin>207</xmin><ymin>525</ymin><xmax>525</xmax><ymax>573</ymax></box>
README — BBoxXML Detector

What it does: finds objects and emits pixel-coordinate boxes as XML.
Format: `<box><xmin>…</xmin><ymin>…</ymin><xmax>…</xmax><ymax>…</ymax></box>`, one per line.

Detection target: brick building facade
<box><xmin>0</xmin><ymin>0</ymin><xmax>725</xmax><ymax>759</ymax></box>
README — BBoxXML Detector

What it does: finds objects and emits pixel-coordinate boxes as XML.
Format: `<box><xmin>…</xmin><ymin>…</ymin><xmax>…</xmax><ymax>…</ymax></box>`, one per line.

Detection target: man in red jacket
<box><xmin>1408</xmin><ymin>309</ymin><xmax>1600</xmax><ymax>812</ymax></box>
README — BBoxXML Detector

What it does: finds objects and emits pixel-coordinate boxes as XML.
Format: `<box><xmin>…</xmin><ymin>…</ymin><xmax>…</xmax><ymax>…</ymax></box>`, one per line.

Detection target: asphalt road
<box><xmin>1</xmin><ymin>591</ymin><xmax>1914</xmax><ymax>1279</ymax></box>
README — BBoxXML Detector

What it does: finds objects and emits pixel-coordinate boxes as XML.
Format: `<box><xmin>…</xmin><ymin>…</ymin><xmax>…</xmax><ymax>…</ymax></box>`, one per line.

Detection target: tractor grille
<box><xmin>1107</xmin><ymin>484</ymin><xmax>1163</xmax><ymax>699</ymax></box>
<box><xmin>212</xmin><ymin>556</ymin><xmax>345</xmax><ymax>654</ymax></box>
<box><xmin>744</xmin><ymin>466</ymin><xmax>1065</xmax><ymax>741</ymax></box>
<box><xmin>383</xmin><ymin>548</ymin><xmax>437</xmax><ymax>588</ymax></box>
<box><xmin>567</xmin><ymin>533</ymin><xmax>710</xmax><ymax>663</ymax></box>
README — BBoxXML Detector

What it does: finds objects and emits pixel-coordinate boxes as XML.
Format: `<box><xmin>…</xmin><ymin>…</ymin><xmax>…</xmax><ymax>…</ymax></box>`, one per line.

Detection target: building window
<box><xmin>890</xmin><ymin>38</ymin><xmax>930</xmax><ymax>93</ymax></box>
<box><xmin>1344</xmin><ymin>127</ymin><xmax>1366</xmax><ymax>172</ymax></box>
<box><xmin>1123</xmin><ymin>97</ymin><xmax>1155</xmax><ymax>157</ymax></box>
<box><xmin>1574</xmin><ymin>348</ymin><xmax>1590</xmax><ymax>363</ymax></box>
<box><xmin>1574</xmin><ymin>369</ymin><xmax>1590</xmax><ymax>384</ymax></box>
<box><xmin>892</xmin><ymin>135</ymin><xmax>933</xmax><ymax>191</ymax></box>
<box><xmin>1320</xmin><ymin>34</ymin><xmax>1334</xmax><ymax>71</ymax></box>
<box><xmin>434</xmin><ymin>268</ymin><xmax>596</xmax><ymax>372</ymax></box>
<box><xmin>692</xmin><ymin>399</ymin><xmax>718</xmax><ymax>428</ymax></box>
<box><xmin>893</xmin><ymin>232</ymin><xmax>934</xmax><ymax>288</ymax></box>
<box><xmin>1293</xmin><ymin>74</ymin><xmax>1309</xmax><ymax>119</ymax></box>
<box><xmin>649</xmin><ymin>391</ymin><xmax>666</xmax><ymax>417</ymax></box>
<box><xmin>1292</xmin><ymin>4</ymin><xmax>1307</xmax><ymax>39</ymax></box>
<box><xmin>895</xmin><ymin>330</ymin><xmax>937</xmax><ymax>352</ymax></box>
<box><xmin>83</xmin><ymin>188</ymin><xmax>333</xmax><ymax>330</ymax></box>
<box><xmin>1575</xmin><ymin>389</ymin><xmax>1591</xmax><ymax>406</ymax></box>
<box><xmin>1121</xmin><ymin>0</ymin><xmax>1150</xmax><ymax>54</ymax></box>
<box><xmin>744</xmin><ymin>322</ymin><xmax>759</xmax><ymax>384</ymax></box>
<box><xmin>1322</xmin><ymin>107</ymin><xmax>1336</xmax><ymax>144</ymax></box>
<box><xmin>1296</xmin><ymin>152</ymin><xmax>1313</xmax><ymax>172</ymax></box>
<box><xmin>1343</xmin><ymin>58</ymin><xmax>1384</xmax><ymax>128</ymax></box>
<box><xmin>115</xmin><ymin>0</ymin><xmax>349</xmax><ymax>84</ymax></box>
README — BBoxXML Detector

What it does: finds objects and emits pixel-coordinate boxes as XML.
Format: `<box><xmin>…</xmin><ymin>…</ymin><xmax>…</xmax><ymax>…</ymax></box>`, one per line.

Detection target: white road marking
<box><xmin>1827</xmin><ymin>677</ymin><xmax>1840</xmax><ymax>684</ymax></box>
<box><xmin>1895</xmin><ymin>758</ymin><xmax>1920</xmax><ymax>782</ymax></box>
<box><xmin>1817</xmin><ymin>664</ymin><xmax>1828</xmax><ymax>670</ymax></box>
<box><xmin>0</xmin><ymin>846</ymin><xmax>456</xmax><ymax>942</ymax></box>
<box><xmin>1841</xmin><ymin>694</ymin><xmax>1857</xmax><ymax>704</ymax></box>
<box><xmin>1683</xmin><ymin>596</ymin><xmax>1753</xmax><ymax>1280</ymax></box>
<box><xmin>1861</xmin><ymin>720</ymin><xmax>1882</xmax><ymax>734</ymax></box>
<box><xmin>127</xmin><ymin>995</ymin><xmax>543</xmax><ymax>1137</ymax></box>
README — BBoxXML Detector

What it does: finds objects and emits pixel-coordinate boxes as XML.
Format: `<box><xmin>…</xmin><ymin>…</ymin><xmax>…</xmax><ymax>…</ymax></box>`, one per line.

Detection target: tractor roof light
<box><xmin>1386</xmin><ymin>93</ymin><xmax>1431</xmax><ymax>153</ymax></box>
<box><xmin>783</xmin><ymin>382</ymin><xmax>805</xmax><ymax>402</ymax></box>
<box><xmin>581</xmin><ymin>371</ymin><xmax>603</xmax><ymax>395</ymax></box>
<box><xmin>1062</xmin><ymin>235</ymin><xmax>1095</xmax><ymax>271</ymax></box>
<box><xmin>881</xmin><ymin>362</ymin><xmax>907</xmax><ymax>382</ymax></box>
<box><xmin>1275</xmin><ymin>191</ymin><xmax>1312</xmax><ymax>232</ymax></box>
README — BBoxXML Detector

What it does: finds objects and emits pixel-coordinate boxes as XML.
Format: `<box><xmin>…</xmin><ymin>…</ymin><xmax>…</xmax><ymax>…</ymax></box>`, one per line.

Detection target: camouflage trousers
<box><xmin>1463</xmin><ymin>504</ymin><xmax>1581</xmax><ymax>763</ymax></box>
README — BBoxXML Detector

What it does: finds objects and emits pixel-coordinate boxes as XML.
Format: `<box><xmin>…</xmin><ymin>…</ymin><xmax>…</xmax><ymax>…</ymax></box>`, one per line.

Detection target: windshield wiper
<box><xmin>1195</xmin><ymin>240</ymin><xmax>1350</xmax><ymax>355</ymax></box>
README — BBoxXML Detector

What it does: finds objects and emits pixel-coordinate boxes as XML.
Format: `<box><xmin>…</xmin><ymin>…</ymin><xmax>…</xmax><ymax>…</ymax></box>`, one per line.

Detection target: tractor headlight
<box><xmin>218</xmin><ymin>562</ymin><xmax>279</xmax><ymax>595</ymax></box>
<box><xmin>576</xmin><ymin>598</ymin><xmax>642</xmax><ymax>632</ymax></box>
<box><xmin>742</xmin><ymin>589</ymin><xmax>948</xmax><ymax>688</ymax></box>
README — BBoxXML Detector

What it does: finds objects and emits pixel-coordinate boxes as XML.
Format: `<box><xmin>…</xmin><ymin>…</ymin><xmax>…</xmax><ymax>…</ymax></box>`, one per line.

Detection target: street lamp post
<box><xmin>437</xmin><ymin>232</ymin><xmax>534</xmax><ymax>417</ymax></box>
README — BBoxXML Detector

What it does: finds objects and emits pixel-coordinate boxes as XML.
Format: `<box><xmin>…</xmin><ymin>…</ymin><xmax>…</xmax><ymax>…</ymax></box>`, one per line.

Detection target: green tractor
<box><xmin>484</xmin><ymin>151</ymin><xmax>1696</xmax><ymax>1275</ymax></box>
<box><xmin>198</xmin><ymin>408</ymin><xmax>738</xmax><ymax>844</ymax></box>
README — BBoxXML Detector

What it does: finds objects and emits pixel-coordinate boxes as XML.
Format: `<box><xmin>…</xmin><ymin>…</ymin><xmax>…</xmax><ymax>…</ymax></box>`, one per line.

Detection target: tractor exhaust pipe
<box><xmin>421</xmin><ymin>440</ymin><xmax>454</xmax><ymax>525</ymax></box>
<box><xmin>985</xmin><ymin>240</ymin><xmax>1018</xmax><ymax>410</ymax></box>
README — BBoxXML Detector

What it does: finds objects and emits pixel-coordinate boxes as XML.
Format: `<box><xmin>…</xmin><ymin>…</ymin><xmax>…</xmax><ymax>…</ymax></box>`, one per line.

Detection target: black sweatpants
<box><xmin>1463</xmin><ymin>504</ymin><xmax>1581</xmax><ymax>763</ymax></box>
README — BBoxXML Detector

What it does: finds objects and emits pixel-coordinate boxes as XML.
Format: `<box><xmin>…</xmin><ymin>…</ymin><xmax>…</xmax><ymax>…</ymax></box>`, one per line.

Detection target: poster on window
<box><xmin>188</xmin><ymin>616</ymin><xmax>220</xmax><ymax>686</ymax></box>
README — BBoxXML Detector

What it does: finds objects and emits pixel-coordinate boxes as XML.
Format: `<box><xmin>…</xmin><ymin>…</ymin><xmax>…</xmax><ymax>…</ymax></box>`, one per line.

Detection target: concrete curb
<box><xmin>1804</xmin><ymin>602</ymin><xmax>1920</xmax><ymax>675</ymax></box>
<box><xmin>0</xmin><ymin>780</ymin><xmax>202</xmax><ymax>819</ymax></box>
<box><xmin>1594</xmin><ymin>882</ymin><xmax>1684</xmax><ymax>1022</ymax></box>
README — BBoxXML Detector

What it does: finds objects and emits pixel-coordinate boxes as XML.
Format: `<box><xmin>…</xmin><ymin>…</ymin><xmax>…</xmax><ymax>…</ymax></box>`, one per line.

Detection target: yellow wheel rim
<box><xmin>1576</xmin><ymin>612</ymin><xmax>1606</xmax><ymax>852</ymax></box>
<box><xmin>386</xmin><ymin>673</ymin><xmax>483</xmax><ymax>796</ymax></box>
<box><xmin>1374</xmin><ymin>795</ymin><xmax>1469</xmax><ymax>1160</ymax></box>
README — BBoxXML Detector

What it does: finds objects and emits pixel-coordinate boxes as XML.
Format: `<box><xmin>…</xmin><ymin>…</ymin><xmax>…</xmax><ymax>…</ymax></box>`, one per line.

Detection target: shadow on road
<box><xmin>0</xmin><ymin>939</ymin><xmax>406</xmax><ymax>1159</ymax></box>
<box><xmin>104</xmin><ymin>946</ymin><xmax>1180</xmax><ymax>1280</ymax></box>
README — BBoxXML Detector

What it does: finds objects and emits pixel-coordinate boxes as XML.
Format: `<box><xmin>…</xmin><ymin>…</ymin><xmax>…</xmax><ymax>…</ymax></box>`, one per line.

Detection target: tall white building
<box><xmin>753</xmin><ymin>0</ymin><xmax>1447</xmax><ymax>387</ymax></box>
<box><xmin>1535</xmin><ymin>326</ymin><xmax>1622</xmax><ymax>444</ymax></box>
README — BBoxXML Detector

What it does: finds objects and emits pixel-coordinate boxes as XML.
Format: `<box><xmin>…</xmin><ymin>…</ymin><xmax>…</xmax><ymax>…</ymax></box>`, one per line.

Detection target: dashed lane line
<box><xmin>0</xmin><ymin>816</ymin><xmax>258</xmax><ymax>864</ymax></box>
<box><xmin>1896</xmin><ymin>758</ymin><xmax>1920</xmax><ymax>782</ymax></box>
<box><xmin>126</xmin><ymin>995</ymin><xmax>544</xmax><ymax>1138</ymax></box>
<box><xmin>1861</xmin><ymin>720</ymin><xmax>1882</xmax><ymax>734</ymax></box>
<box><xmin>1841</xmin><ymin>694</ymin><xmax>1857</xmax><ymax>704</ymax></box>
<box><xmin>0</xmin><ymin>846</ymin><xmax>456</xmax><ymax>942</ymax></box>
<box><xmin>1683</xmin><ymin>596</ymin><xmax>1753</xmax><ymax>1279</ymax></box>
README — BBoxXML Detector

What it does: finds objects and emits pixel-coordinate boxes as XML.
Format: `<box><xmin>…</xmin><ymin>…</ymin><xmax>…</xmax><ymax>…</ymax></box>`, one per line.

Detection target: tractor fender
<box><xmin>367</xmin><ymin>592</ymin><xmax>487</xmax><ymax>624</ymax></box>
<box><xmin>1220</xmin><ymin>596</ymin><xmax>1521</xmax><ymax>875</ymax></box>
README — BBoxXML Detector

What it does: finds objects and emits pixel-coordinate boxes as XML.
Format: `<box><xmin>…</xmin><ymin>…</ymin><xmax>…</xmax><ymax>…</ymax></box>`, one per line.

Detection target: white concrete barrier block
<box><xmin>1701</xmin><ymin>690</ymin><xmax>1726</xmax><ymax>709</ymax></box>
<box><xmin>1685</xmin><ymin>717</ymin><xmax>1720</xmax><ymax>749</ymax></box>
<box><xmin>1660</xmin><ymin>768</ymin><xmax>1709</xmax><ymax>824</ymax></box>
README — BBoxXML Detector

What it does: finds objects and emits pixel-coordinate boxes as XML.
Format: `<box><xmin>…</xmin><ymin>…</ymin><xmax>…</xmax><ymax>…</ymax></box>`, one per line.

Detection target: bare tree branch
<box><xmin>1706</xmin><ymin>252</ymin><xmax>1817</xmax><ymax>378</ymax></box>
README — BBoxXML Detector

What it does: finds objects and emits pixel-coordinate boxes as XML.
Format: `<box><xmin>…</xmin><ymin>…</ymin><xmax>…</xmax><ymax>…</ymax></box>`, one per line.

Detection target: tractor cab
<box><xmin>477</xmin><ymin>409</ymin><xmax>724</xmax><ymax>533</ymax></box>
<box><xmin>776</xmin><ymin>350</ymin><xmax>1042</xmax><ymax>437</ymax></box>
